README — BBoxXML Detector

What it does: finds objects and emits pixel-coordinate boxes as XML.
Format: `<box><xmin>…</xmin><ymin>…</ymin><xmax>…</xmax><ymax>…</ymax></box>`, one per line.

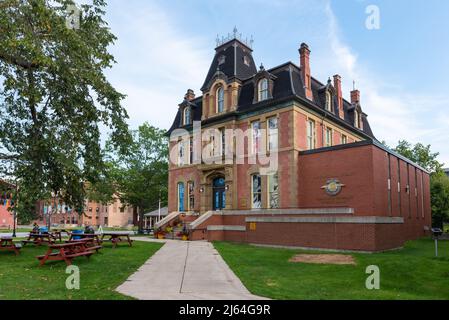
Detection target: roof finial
<box><xmin>259</xmin><ymin>63</ymin><xmax>264</xmax><ymax>70</ymax></box>
<box><xmin>353</xmin><ymin>80</ymin><xmax>356</xmax><ymax>91</ymax></box>
<box><xmin>233</xmin><ymin>26</ymin><xmax>238</xmax><ymax>38</ymax></box>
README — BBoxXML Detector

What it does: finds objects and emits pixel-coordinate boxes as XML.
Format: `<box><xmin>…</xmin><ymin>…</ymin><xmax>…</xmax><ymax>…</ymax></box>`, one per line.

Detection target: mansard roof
<box><xmin>168</xmin><ymin>44</ymin><xmax>375</xmax><ymax>140</ymax></box>
<box><xmin>201</xmin><ymin>38</ymin><xmax>257</xmax><ymax>91</ymax></box>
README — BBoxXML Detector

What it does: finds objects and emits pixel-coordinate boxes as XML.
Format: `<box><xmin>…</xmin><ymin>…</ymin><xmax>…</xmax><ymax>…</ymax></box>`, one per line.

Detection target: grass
<box><xmin>214</xmin><ymin>238</ymin><xmax>449</xmax><ymax>300</ymax></box>
<box><xmin>0</xmin><ymin>240</ymin><xmax>162</xmax><ymax>300</ymax></box>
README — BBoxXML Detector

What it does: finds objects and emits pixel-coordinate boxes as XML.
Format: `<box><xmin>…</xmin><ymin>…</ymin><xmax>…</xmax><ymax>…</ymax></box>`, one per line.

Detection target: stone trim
<box><xmin>207</xmin><ymin>225</ymin><xmax>246</xmax><ymax>231</ymax></box>
<box><xmin>220</xmin><ymin>208</ymin><xmax>354</xmax><ymax>216</ymax></box>
<box><xmin>245</xmin><ymin>216</ymin><xmax>404</xmax><ymax>224</ymax></box>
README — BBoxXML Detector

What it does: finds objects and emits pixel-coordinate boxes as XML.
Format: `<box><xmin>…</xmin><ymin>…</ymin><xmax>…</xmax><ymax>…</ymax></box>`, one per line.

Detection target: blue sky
<box><xmin>98</xmin><ymin>0</ymin><xmax>449</xmax><ymax>165</ymax></box>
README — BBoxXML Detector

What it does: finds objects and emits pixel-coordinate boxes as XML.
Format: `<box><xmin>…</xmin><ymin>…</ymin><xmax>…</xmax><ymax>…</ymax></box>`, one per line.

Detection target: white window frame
<box><xmin>307</xmin><ymin>119</ymin><xmax>316</xmax><ymax>150</ymax></box>
<box><xmin>183</xmin><ymin>107</ymin><xmax>191</xmax><ymax>125</ymax></box>
<box><xmin>325</xmin><ymin>127</ymin><xmax>333</xmax><ymax>147</ymax></box>
<box><xmin>251</xmin><ymin>174</ymin><xmax>262</xmax><ymax>209</ymax></box>
<box><xmin>325</xmin><ymin>91</ymin><xmax>332</xmax><ymax>112</ymax></box>
<box><xmin>268</xmin><ymin>173</ymin><xmax>279</xmax><ymax>209</ymax></box>
<box><xmin>258</xmin><ymin>78</ymin><xmax>269</xmax><ymax>102</ymax></box>
<box><xmin>267</xmin><ymin>117</ymin><xmax>278</xmax><ymax>152</ymax></box>
<box><xmin>217</xmin><ymin>87</ymin><xmax>224</xmax><ymax>113</ymax></box>
<box><xmin>251</xmin><ymin>121</ymin><xmax>261</xmax><ymax>155</ymax></box>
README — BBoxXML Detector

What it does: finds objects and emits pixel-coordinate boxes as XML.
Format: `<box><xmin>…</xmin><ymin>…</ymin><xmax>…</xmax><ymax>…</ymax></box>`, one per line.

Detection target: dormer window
<box><xmin>218</xmin><ymin>55</ymin><xmax>226</xmax><ymax>65</ymax></box>
<box><xmin>258</xmin><ymin>78</ymin><xmax>269</xmax><ymax>102</ymax></box>
<box><xmin>325</xmin><ymin>91</ymin><xmax>332</xmax><ymax>112</ymax></box>
<box><xmin>183</xmin><ymin>107</ymin><xmax>191</xmax><ymax>125</ymax></box>
<box><xmin>217</xmin><ymin>87</ymin><xmax>224</xmax><ymax>113</ymax></box>
<box><xmin>243</xmin><ymin>56</ymin><xmax>250</xmax><ymax>66</ymax></box>
<box><xmin>354</xmin><ymin>109</ymin><xmax>360</xmax><ymax>128</ymax></box>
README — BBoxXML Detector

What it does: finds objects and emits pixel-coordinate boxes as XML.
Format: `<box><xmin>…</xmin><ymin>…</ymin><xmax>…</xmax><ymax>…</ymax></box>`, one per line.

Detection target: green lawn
<box><xmin>0</xmin><ymin>240</ymin><xmax>162</xmax><ymax>300</ymax></box>
<box><xmin>214</xmin><ymin>238</ymin><xmax>449</xmax><ymax>300</ymax></box>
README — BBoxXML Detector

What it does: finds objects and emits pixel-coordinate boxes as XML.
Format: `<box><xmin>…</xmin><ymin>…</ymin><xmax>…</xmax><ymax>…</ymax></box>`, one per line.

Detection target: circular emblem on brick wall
<box><xmin>321</xmin><ymin>179</ymin><xmax>345</xmax><ymax>196</ymax></box>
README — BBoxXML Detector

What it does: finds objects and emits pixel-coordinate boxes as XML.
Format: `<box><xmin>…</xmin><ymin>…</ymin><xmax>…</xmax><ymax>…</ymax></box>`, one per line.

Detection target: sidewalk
<box><xmin>116</xmin><ymin>238</ymin><xmax>268</xmax><ymax>300</ymax></box>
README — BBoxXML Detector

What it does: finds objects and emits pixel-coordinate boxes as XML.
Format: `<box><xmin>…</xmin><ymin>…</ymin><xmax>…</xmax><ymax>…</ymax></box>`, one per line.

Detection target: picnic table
<box><xmin>36</xmin><ymin>241</ymin><xmax>99</xmax><ymax>266</ymax></box>
<box><xmin>101</xmin><ymin>232</ymin><xmax>133</xmax><ymax>248</ymax></box>
<box><xmin>68</xmin><ymin>232</ymin><xmax>102</xmax><ymax>245</ymax></box>
<box><xmin>0</xmin><ymin>237</ymin><xmax>21</xmax><ymax>255</ymax></box>
<box><xmin>65</xmin><ymin>238</ymin><xmax>102</xmax><ymax>253</ymax></box>
<box><xmin>22</xmin><ymin>232</ymin><xmax>58</xmax><ymax>246</ymax></box>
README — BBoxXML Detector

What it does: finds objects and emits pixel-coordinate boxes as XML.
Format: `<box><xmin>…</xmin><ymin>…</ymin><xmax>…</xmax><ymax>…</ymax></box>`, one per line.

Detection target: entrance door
<box><xmin>212</xmin><ymin>177</ymin><xmax>226</xmax><ymax>210</ymax></box>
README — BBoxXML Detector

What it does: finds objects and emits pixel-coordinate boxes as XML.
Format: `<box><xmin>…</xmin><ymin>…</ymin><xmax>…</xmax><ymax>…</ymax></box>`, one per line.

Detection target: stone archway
<box><xmin>199</xmin><ymin>167</ymin><xmax>234</xmax><ymax>213</ymax></box>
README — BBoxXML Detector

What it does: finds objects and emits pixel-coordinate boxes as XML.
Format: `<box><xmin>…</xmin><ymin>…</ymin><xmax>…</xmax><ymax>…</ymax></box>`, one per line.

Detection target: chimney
<box><xmin>350</xmin><ymin>89</ymin><xmax>360</xmax><ymax>104</ymax></box>
<box><xmin>184</xmin><ymin>89</ymin><xmax>195</xmax><ymax>101</ymax></box>
<box><xmin>333</xmin><ymin>75</ymin><xmax>344</xmax><ymax>119</ymax></box>
<box><xmin>299</xmin><ymin>43</ymin><xmax>313</xmax><ymax>101</ymax></box>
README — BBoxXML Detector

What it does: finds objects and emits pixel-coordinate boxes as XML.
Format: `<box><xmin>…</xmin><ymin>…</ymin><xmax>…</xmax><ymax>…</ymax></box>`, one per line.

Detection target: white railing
<box><xmin>154</xmin><ymin>211</ymin><xmax>180</xmax><ymax>229</ymax></box>
<box><xmin>188</xmin><ymin>211</ymin><xmax>216</xmax><ymax>230</ymax></box>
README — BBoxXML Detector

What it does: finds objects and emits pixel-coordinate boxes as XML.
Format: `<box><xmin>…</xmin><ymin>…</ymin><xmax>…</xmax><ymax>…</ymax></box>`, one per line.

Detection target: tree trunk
<box><xmin>137</xmin><ymin>205</ymin><xmax>144</xmax><ymax>234</ymax></box>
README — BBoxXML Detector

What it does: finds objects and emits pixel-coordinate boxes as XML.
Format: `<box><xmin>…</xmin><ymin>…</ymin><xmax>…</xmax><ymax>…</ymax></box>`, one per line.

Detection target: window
<box><xmin>187</xmin><ymin>181</ymin><xmax>195</xmax><ymax>211</ymax></box>
<box><xmin>218</xmin><ymin>55</ymin><xmax>226</xmax><ymax>65</ymax></box>
<box><xmin>325</xmin><ymin>91</ymin><xmax>332</xmax><ymax>112</ymax></box>
<box><xmin>120</xmin><ymin>207</ymin><xmax>125</xmax><ymax>213</ymax></box>
<box><xmin>183</xmin><ymin>107</ymin><xmax>191</xmax><ymax>125</ymax></box>
<box><xmin>307</xmin><ymin>119</ymin><xmax>316</xmax><ymax>150</ymax></box>
<box><xmin>220</xmin><ymin>128</ymin><xmax>226</xmax><ymax>157</ymax></box>
<box><xmin>188</xmin><ymin>136</ymin><xmax>193</xmax><ymax>164</ymax></box>
<box><xmin>258</xmin><ymin>78</ymin><xmax>269</xmax><ymax>101</ymax></box>
<box><xmin>341</xmin><ymin>134</ymin><xmax>347</xmax><ymax>144</ymax></box>
<box><xmin>209</xmin><ymin>131</ymin><xmax>216</xmax><ymax>158</ymax></box>
<box><xmin>243</xmin><ymin>56</ymin><xmax>250</xmax><ymax>66</ymax></box>
<box><xmin>177</xmin><ymin>182</ymin><xmax>185</xmax><ymax>212</ymax></box>
<box><xmin>354</xmin><ymin>110</ymin><xmax>360</xmax><ymax>128</ymax></box>
<box><xmin>178</xmin><ymin>140</ymin><xmax>185</xmax><ymax>166</ymax></box>
<box><xmin>267</xmin><ymin>117</ymin><xmax>278</xmax><ymax>151</ymax></box>
<box><xmin>268</xmin><ymin>174</ymin><xmax>279</xmax><ymax>209</ymax></box>
<box><xmin>217</xmin><ymin>87</ymin><xmax>224</xmax><ymax>113</ymax></box>
<box><xmin>325</xmin><ymin>127</ymin><xmax>333</xmax><ymax>147</ymax></box>
<box><xmin>251</xmin><ymin>121</ymin><xmax>261</xmax><ymax>154</ymax></box>
<box><xmin>251</xmin><ymin>174</ymin><xmax>262</xmax><ymax>209</ymax></box>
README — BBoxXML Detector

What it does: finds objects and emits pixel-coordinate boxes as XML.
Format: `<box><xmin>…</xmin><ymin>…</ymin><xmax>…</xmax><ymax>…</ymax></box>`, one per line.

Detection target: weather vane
<box><xmin>216</xmin><ymin>27</ymin><xmax>254</xmax><ymax>49</ymax></box>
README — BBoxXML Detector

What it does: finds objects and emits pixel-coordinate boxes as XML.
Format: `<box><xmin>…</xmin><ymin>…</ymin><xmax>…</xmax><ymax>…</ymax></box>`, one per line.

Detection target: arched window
<box><xmin>177</xmin><ymin>182</ymin><xmax>185</xmax><ymax>212</ymax></box>
<box><xmin>325</xmin><ymin>91</ymin><xmax>332</xmax><ymax>112</ymax></box>
<box><xmin>258</xmin><ymin>78</ymin><xmax>269</xmax><ymax>102</ymax></box>
<box><xmin>216</xmin><ymin>87</ymin><xmax>224</xmax><ymax>113</ymax></box>
<box><xmin>251</xmin><ymin>174</ymin><xmax>262</xmax><ymax>209</ymax></box>
<box><xmin>183</xmin><ymin>107</ymin><xmax>191</xmax><ymax>125</ymax></box>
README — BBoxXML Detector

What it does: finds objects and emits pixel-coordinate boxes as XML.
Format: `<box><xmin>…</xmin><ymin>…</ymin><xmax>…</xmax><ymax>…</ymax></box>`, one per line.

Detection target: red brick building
<box><xmin>0</xmin><ymin>180</ymin><xmax>15</xmax><ymax>228</ymax></box>
<box><xmin>164</xmin><ymin>33</ymin><xmax>431</xmax><ymax>252</ymax></box>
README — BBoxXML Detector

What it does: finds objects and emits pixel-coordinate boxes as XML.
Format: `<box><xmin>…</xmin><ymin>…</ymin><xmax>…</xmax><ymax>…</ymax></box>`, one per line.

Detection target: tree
<box><xmin>394</xmin><ymin>140</ymin><xmax>443</xmax><ymax>173</ymax></box>
<box><xmin>430</xmin><ymin>172</ymin><xmax>449</xmax><ymax>229</ymax></box>
<box><xmin>106</xmin><ymin>123</ymin><xmax>168</xmax><ymax>233</ymax></box>
<box><xmin>0</xmin><ymin>0</ymin><xmax>130</xmax><ymax>221</ymax></box>
<box><xmin>393</xmin><ymin>140</ymin><xmax>448</xmax><ymax>227</ymax></box>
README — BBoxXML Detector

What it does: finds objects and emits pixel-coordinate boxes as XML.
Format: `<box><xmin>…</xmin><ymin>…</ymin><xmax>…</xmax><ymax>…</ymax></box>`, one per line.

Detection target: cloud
<box><xmin>105</xmin><ymin>0</ymin><xmax>210</xmax><ymax>130</ymax></box>
<box><xmin>323</xmin><ymin>2</ymin><xmax>449</xmax><ymax>166</ymax></box>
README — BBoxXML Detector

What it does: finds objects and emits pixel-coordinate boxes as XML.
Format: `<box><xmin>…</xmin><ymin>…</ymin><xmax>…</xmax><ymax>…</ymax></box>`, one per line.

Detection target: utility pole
<box><xmin>158</xmin><ymin>189</ymin><xmax>161</xmax><ymax>224</ymax></box>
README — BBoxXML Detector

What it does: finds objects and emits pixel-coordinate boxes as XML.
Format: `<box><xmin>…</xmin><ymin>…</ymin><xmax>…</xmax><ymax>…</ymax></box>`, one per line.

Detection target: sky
<box><xmin>96</xmin><ymin>0</ymin><xmax>449</xmax><ymax>165</ymax></box>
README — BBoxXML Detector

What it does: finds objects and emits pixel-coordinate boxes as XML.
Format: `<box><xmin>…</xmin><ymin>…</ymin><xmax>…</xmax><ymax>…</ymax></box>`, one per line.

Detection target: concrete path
<box><xmin>116</xmin><ymin>239</ymin><xmax>267</xmax><ymax>300</ymax></box>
